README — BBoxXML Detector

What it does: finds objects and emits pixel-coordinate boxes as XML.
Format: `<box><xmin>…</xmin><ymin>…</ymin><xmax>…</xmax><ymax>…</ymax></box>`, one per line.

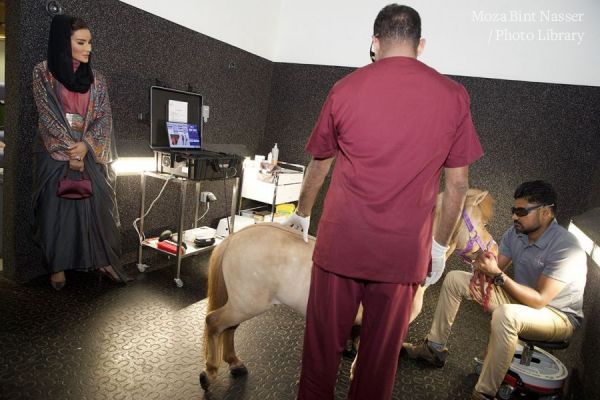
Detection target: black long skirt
<box><xmin>32</xmin><ymin>150</ymin><xmax>122</xmax><ymax>274</ymax></box>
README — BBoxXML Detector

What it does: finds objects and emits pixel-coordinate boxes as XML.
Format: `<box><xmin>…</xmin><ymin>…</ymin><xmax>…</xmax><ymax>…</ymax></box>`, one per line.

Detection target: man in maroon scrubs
<box><xmin>284</xmin><ymin>4</ymin><xmax>484</xmax><ymax>399</ymax></box>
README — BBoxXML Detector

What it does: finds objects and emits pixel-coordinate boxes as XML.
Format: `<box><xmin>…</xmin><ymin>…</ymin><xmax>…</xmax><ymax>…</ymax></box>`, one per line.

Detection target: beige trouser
<box><xmin>427</xmin><ymin>271</ymin><xmax>574</xmax><ymax>397</ymax></box>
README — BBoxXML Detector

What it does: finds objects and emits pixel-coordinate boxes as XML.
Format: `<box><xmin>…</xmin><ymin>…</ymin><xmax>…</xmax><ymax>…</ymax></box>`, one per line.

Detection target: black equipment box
<box><xmin>156</xmin><ymin>150</ymin><xmax>242</xmax><ymax>181</ymax></box>
<box><xmin>148</xmin><ymin>86</ymin><xmax>242</xmax><ymax>181</ymax></box>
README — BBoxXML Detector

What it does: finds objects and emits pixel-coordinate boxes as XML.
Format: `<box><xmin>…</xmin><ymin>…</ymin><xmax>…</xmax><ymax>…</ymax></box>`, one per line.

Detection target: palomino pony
<box><xmin>200</xmin><ymin>189</ymin><xmax>496</xmax><ymax>390</ymax></box>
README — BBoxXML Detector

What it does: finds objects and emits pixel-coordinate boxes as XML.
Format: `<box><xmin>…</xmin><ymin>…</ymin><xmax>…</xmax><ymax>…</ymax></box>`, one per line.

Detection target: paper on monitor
<box><xmin>168</xmin><ymin>100</ymin><xmax>188</xmax><ymax>123</ymax></box>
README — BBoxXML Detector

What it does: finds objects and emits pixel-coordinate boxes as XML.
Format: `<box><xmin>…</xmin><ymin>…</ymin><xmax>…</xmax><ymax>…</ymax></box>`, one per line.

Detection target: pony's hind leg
<box><xmin>221</xmin><ymin>325</ymin><xmax>248</xmax><ymax>377</ymax></box>
<box><xmin>201</xmin><ymin>303</ymin><xmax>254</xmax><ymax>390</ymax></box>
<box><xmin>201</xmin><ymin>307</ymin><xmax>227</xmax><ymax>390</ymax></box>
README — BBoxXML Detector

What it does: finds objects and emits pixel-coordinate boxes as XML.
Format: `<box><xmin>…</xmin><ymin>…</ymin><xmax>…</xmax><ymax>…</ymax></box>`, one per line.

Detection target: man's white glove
<box><xmin>425</xmin><ymin>238</ymin><xmax>449</xmax><ymax>286</ymax></box>
<box><xmin>281</xmin><ymin>212</ymin><xmax>310</xmax><ymax>243</ymax></box>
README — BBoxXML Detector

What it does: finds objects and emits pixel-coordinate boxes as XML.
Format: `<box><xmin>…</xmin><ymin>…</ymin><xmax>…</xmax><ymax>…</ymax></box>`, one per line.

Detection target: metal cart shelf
<box><xmin>136</xmin><ymin>171</ymin><xmax>239</xmax><ymax>287</ymax></box>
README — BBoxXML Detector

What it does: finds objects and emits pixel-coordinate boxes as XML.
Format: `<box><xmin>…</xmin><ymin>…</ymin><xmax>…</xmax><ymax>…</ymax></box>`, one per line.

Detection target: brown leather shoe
<box><xmin>99</xmin><ymin>266</ymin><xmax>120</xmax><ymax>282</ymax></box>
<box><xmin>402</xmin><ymin>339</ymin><xmax>448</xmax><ymax>367</ymax></box>
<box><xmin>98</xmin><ymin>266</ymin><xmax>132</xmax><ymax>283</ymax></box>
<box><xmin>50</xmin><ymin>271</ymin><xmax>66</xmax><ymax>291</ymax></box>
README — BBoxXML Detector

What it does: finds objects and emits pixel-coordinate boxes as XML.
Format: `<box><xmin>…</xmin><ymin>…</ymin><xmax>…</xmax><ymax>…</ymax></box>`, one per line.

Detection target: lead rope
<box><xmin>470</xmin><ymin>268</ymin><xmax>494</xmax><ymax>312</ymax></box>
<box><xmin>460</xmin><ymin>211</ymin><xmax>497</xmax><ymax>312</ymax></box>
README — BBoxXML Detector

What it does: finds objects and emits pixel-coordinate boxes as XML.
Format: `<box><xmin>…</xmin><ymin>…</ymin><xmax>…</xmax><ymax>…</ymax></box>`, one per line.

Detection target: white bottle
<box><xmin>271</xmin><ymin>143</ymin><xmax>279</xmax><ymax>165</ymax></box>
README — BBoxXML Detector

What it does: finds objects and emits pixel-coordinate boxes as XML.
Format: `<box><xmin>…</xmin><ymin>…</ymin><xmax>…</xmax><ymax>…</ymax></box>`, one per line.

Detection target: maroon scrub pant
<box><xmin>297</xmin><ymin>264</ymin><xmax>418</xmax><ymax>400</ymax></box>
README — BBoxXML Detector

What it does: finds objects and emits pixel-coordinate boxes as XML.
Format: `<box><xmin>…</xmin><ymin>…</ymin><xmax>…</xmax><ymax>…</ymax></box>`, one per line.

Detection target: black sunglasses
<box><xmin>511</xmin><ymin>204</ymin><xmax>554</xmax><ymax>217</ymax></box>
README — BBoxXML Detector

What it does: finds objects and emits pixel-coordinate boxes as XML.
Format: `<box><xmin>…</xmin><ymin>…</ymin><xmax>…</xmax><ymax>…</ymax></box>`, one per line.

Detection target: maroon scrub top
<box><xmin>306</xmin><ymin>56</ymin><xmax>484</xmax><ymax>284</ymax></box>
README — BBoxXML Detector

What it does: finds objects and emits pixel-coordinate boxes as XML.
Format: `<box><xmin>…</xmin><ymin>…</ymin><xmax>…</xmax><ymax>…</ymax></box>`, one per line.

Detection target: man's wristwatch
<box><xmin>493</xmin><ymin>272</ymin><xmax>505</xmax><ymax>287</ymax></box>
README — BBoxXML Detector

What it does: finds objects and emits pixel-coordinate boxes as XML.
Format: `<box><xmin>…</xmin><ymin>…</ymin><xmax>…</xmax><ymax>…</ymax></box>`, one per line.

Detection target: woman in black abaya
<box><xmin>32</xmin><ymin>15</ymin><xmax>126</xmax><ymax>289</ymax></box>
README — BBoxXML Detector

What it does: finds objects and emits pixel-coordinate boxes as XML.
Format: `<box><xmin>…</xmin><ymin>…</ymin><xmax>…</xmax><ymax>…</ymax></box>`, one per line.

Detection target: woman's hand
<box><xmin>66</xmin><ymin>142</ymin><xmax>88</xmax><ymax>162</ymax></box>
<box><xmin>69</xmin><ymin>159</ymin><xmax>85</xmax><ymax>172</ymax></box>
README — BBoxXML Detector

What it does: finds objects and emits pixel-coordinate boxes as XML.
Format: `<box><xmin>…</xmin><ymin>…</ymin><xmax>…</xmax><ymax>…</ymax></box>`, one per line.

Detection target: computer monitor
<box><xmin>150</xmin><ymin>86</ymin><xmax>203</xmax><ymax>150</ymax></box>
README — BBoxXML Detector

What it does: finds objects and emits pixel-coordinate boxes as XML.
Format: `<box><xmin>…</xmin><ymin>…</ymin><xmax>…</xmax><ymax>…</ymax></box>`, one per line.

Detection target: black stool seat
<box><xmin>517</xmin><ymin>337</ymin><xmax>569</xmax><ymax>366</ymax></box>
<box><xmin>519</xmin><ymin>337</ymin><xmax>569</xmax><ymax>351</ymax></box>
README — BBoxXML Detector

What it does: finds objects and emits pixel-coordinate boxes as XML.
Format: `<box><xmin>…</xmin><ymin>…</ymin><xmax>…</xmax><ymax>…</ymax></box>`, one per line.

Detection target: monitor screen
<box><xmin>166</xmin><ymin>122</ymin><xmax>201</xmax><ymax>149</ymax></box>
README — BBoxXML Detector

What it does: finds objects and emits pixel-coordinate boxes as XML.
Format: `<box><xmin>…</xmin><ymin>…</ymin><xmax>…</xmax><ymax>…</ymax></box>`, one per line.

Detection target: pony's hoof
<box><xmin>199</xmin><ymin>371</ymin><xmax>211</xmax><ymax>391</ymax></box>
<box><xmin>230</xmin><ymin>364</ymin><xmax>248</xmax><ymax>378</ymax></box>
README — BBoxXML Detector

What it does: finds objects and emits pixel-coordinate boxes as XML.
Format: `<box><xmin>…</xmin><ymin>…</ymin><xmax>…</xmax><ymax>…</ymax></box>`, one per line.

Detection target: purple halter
<box><xmin>456</xmin><ymin>209</ymin><xmax>496</xmax><ymax>264</ymax></box>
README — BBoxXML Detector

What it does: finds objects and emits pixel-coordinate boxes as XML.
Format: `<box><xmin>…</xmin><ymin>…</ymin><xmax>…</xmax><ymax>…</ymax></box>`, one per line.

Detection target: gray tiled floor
<box><xmin>0</xmin><ymin>255</ymin><xmax>506</xmax><ymax>400</ymax></box>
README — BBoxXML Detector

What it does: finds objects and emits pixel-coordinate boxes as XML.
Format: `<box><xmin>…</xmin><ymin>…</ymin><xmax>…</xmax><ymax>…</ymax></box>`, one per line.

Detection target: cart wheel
<box><xmin>137</xmin><ymin>263</ymin><xmax>149</xmax><ymax>273</ymax></box>
<box><xmin>497</xmin><ymin>383</ymin><xmax>515</xmax><ymax>400</ymax></box>
<box><xmin>174</xmin><ymin>278</ymin><xmax>184</xmax><ymax>288</ymax></box>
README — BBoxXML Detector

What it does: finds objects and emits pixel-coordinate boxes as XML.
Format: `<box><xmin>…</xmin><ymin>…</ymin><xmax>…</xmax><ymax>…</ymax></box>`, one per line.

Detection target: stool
<box><xmin>493</xmin><ymin>338</ymin><xmax>571</xmax><ymax>399</ymax></box>
<box><xmin>518</xmin><ymin>337</ymin><xmax>569</xmax><ymax>366</ymax></box>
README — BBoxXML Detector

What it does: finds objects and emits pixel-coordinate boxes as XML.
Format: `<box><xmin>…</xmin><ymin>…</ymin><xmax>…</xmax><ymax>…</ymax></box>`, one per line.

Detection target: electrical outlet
<box><xmin>200</xmin><ymin>191</ymin><xmax>217</xmax><ymax>203</ymax></box>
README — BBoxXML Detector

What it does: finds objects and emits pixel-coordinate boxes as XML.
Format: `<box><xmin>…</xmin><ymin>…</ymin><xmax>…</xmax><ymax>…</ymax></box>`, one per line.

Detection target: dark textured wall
<box><xmin>263</xmin><ymin>63</ymin><xmax>600</xmax><ymax>238</ymax></box>
<box><xmin>260</xmin><ymin>63</ymin><xmax>355</xmax><ymax>229</ymax></box>
<box><xmin>262</xmin><ymin>62</ymin><xmax>600</xmax><ymax>400</ymax></box>
<box><xmin>5</xmin><ymin>0</ymin><xmax>272</xmax><ymax>280</ymax></box>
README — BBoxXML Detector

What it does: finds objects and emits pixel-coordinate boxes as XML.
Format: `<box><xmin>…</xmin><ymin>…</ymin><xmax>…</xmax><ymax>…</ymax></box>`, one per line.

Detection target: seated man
<box><xmin>403</xmin><ymin>180</ymin><xmax>587</xmax><ymax>400</ymax></box>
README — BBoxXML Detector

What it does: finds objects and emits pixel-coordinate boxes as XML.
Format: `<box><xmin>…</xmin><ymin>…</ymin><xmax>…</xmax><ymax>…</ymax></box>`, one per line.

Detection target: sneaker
<box><xmin>471</xmin><ymin>389</ymin><xmax>496</xmax><ymax>400</ymax></box>
<box><xmin>402</xmin><ymin>339</ymin><xmax>448</xmax><ymax>367</ymax></box>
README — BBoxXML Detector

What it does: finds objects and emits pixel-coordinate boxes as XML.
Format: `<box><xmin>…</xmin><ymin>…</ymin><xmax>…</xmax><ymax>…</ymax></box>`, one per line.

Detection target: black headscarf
<box><xmin>47</xmin><ymin>14</ymin><xmax>94</xmax><ymax>93</ymax></box>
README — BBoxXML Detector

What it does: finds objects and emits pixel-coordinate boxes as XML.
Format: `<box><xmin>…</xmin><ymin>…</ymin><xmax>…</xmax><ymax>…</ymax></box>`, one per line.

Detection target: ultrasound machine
<box><xmin>150</xmin><ymin>86</ymin><xmax>241</xmax><ymax>181</ymax></box>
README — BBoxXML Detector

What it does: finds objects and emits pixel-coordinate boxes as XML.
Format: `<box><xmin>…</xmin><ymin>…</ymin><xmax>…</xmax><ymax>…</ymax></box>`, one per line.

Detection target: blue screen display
<box><xmin>166</xmin><ymin>122</ymin><xmax>201</xmax><ymax>149</ymax></box>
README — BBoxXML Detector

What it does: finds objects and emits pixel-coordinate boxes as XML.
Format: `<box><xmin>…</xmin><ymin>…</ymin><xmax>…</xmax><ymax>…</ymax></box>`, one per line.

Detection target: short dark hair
<box><xmin>70</xmin><ymin>17</ymin><xmax>89</xmax><ymax>33</ymax></box>
<box><xmin>514</xmin><ymin>180</ymin><xmax>557</xmax><ymax>213</ymax></box>
<box><xmin>373</xmin><ymin>4</ymin><xmax>421</xmax><ymax>49</ymax></box>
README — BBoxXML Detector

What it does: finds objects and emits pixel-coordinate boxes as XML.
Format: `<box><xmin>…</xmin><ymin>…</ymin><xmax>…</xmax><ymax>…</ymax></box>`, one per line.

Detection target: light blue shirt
<box><xmin>499</xmin><ymin>219</ymin><xmax>587</xmax><ymax>327</ymax></box>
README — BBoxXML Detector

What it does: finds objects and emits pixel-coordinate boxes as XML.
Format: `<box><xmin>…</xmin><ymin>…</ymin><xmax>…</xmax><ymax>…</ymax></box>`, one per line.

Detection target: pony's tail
<box><xmin>203</xmin><ymin>237</ymin><xmax>230</xmax><ymax>363</ymax></box>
